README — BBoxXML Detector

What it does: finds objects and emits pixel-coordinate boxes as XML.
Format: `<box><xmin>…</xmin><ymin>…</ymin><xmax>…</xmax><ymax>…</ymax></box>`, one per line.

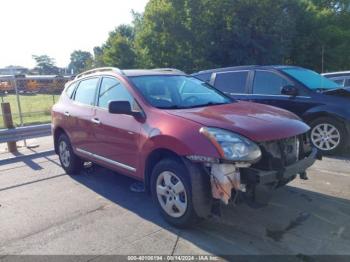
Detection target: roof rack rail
<box><xmin>152</xmin><ymin>68</ymin><xmax>185</xmax><ymax>74</ymax></box>
<box><xmin>75</xmin><ymin>67</ymin><xmax>123</xmax><ymax>80</ymax></box>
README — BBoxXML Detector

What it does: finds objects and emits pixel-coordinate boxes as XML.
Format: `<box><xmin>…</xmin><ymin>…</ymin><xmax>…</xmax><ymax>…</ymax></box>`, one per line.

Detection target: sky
<box><xmin>0</xmin><ymin>0</ymin><xmax>149</xmax><ymax>68</ymax></box>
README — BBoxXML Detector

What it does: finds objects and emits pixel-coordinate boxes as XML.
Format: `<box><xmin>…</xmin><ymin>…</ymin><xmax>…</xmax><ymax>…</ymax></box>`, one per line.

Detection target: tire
<box><xmin>309</xmin><ymin>117</ymin><xmax>348</xmax><ymax>155</ymax></box>
<box><xmin>151</xmin><ymin>158</ymin><xmax>199</xmax><ymax>227</ymax></box>
<box><xmin>57</xmin><ymin>133</ymin><xmax>83</xmax><ymax>175</ymax></box>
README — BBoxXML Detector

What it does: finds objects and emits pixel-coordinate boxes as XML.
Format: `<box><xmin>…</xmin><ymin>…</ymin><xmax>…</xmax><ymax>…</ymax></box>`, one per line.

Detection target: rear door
<box><xmin>211</xmin><ymin>70</ymin><xmax>252</xmax><ymax>100</ymax></box>
<box><xmin>69</xmin><ymin>77</ymin><xmax>100</xmax><ymax>154</ymax></box>
<box><xmin>91</xmin><ymin>76</ymin><xmax>142</xmax><ymax>176</ymax></box>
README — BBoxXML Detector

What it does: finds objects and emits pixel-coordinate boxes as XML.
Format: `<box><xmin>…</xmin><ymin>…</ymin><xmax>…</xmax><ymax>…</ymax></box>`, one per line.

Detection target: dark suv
<box><xmin>52</xmin><ymin>67</ymin><xmax>318</xmax><ymax>227</ymax></box>
<box><xmin>193</xmin><ymin>66</ymin><xmax>350</xmax><ymax>154</ymax></box>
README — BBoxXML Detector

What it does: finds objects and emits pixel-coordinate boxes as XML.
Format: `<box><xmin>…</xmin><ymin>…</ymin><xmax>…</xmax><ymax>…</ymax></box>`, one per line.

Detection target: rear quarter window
<box><xmin>65</xmin><ymin>82</ymin><xmax>77</xmax><ymax>98</ymax></box>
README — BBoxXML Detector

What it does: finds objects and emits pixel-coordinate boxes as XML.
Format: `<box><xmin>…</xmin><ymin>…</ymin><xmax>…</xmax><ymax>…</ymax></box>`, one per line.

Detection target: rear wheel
<box><xmin>58</xmin><ymin>133</ymin><xmax>83</xmax><ymax>175</ymax></box>
<box><xmin>310</xmin><ymin>117</ymin><xmax>347</xmax><ymax>154</ymax></box>
<box><xmin>151</xmin><ymin>158</ymin><xmax>198</xmax><ymax>227</ymax></box>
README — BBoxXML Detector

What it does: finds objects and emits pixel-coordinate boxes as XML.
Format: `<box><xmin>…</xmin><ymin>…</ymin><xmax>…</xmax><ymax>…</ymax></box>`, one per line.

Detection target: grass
<box><xmin>0</xmin><ymin>94</ymin><xmax>60</xmax><ymax>129</ymax></box>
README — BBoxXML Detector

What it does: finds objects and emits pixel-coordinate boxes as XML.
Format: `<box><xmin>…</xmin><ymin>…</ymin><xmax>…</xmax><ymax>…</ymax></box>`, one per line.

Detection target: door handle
<box><xmin>91</xmin><ymin>118</ymin><xmax>101</xmax><ymax>125</ymax></box>
<box><xmin>64</xmin><ymin>111</ymin><xmax>70</xmax><ymax>117</ymax></box>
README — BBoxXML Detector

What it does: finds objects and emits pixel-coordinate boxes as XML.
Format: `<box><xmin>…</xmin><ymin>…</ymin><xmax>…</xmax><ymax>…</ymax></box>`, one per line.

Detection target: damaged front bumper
<box><xmin>192</xmin><ymin>147</ymin><xmax>320</xmax><ymax>207</ymax></box>
<box><xmin>239</xmin><ymin>147</ymin><xmax>319</xmax><ymax>206</ymax></box>
<box><xmin>242</xmin><ymin>147</ymin><xmax>319</xmax><ymax>186</ymax></box>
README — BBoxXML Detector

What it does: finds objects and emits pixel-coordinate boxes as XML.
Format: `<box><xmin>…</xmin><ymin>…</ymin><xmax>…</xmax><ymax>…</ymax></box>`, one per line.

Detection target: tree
<box><xmin>289</xmin><ymin>0</ymin><xmax>350</xmax><ymax>72</ymax></box>
<box><xmin>134</xmin><ymin>0</ymin><xmax>300</xmax><ymax>72</ymax></box>
<box><xmin>92</xmin><ymin>0</ymin><xmax>350</xmax><ymax>72</ymax></box>
<box><xmin>68</xmin><ymin>50</ymin><xmax>93</xmax><ymax>74</ymax></box>
<box><xmin>32</xmin><ymin>55</ymin><xmax>59</xmax><ymax>75</ymax></box>
<box><xmin>101</xmin><ymin>25</ymin><xmax>137</xmax><ymax>68</ymax></box>
<box><xmin>93</xmin><ymin>47</ymin><xmax>105</xmax><ymax>68</ymax></box>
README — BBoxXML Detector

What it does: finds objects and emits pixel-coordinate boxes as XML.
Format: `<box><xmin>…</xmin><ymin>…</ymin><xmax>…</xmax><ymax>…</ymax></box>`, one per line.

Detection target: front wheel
<box><xmin>151</xmin><ymin>158</ymin><xmax>198</xmax><ymax>227</ymax></box>
<box><xmin>310</xmin><ymin>117</ymin><xmax>347</xmax><ymax>154</ymax></box>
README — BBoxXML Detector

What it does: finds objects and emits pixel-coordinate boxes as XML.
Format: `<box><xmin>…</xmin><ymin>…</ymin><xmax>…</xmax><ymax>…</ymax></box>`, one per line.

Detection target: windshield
<box><xmin>130</xmin><ymin>75</ymin><xmax>232</xmax><ymax>109</ymax></box>
<box><xmin>282</xmin><ymin>68</ymin><xmax>340</xmax><ymax>91</ymax></box>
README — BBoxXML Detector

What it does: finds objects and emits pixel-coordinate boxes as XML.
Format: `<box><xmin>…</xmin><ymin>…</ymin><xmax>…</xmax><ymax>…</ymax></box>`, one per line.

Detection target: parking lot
<box><xmin>0</xmin><ymin>137</ymin><xmax>350</xmax><ymax>258</ymax></box>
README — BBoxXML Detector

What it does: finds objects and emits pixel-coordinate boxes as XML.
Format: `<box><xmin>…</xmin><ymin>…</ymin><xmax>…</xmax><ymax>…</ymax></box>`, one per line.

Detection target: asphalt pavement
<box><xmin>0</xmin><ymin>137</ymin><xmax>349</xmax><ymax>259</ymax></box>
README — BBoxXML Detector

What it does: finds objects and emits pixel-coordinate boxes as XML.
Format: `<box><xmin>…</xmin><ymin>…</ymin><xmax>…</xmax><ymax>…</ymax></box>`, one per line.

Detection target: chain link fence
<box><xmin>0</xmin><ymin>75</ymin><xmax>71</xmax><ymax>129</ymax></box>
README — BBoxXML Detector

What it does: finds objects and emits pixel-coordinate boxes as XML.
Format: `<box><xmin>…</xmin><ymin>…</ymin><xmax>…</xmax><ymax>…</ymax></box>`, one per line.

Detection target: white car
<box><xmin>322</xmin><ymin>71</ymin><xmax>350</xmax><ymax>87</ymax></box>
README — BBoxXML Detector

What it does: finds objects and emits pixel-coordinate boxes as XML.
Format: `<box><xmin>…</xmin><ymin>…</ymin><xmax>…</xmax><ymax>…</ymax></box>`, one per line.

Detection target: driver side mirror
<box><xmin>108</xmin><ymin>101</ymin><xmax>143</xmax><ymax>119</ymax></box>
<box><xmin>281</xmin><ymin>85</ymin><xmax>298</xmax><ymax>96</ymax></box>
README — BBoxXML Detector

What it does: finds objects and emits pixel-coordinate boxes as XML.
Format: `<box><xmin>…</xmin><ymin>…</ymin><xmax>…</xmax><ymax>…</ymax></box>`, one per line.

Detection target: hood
<box><xmin>166</xmin><ymin>101</ymin><xmax>309</xmax><ymax>142</ymax></box>
<box><xmin>323</xmin><ymin>87</ymin><xmax>350</xmax><ymax>98</ymax></box>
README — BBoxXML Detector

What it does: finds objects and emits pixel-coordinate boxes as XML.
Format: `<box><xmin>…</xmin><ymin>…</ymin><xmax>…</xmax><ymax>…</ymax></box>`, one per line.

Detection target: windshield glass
<box><xmin>130</xmin><ymin>75</ymin><xmax>232</xmax><ymax>109</ymax></box>
<box><xmin>282</xmin><ymin>68</ymin><xmax>340</xmax><ymax>91</ymax></box>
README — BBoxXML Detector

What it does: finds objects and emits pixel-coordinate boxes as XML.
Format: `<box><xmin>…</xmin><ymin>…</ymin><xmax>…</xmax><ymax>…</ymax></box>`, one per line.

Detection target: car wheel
<box><xmin>310</xmin><ymin>117</ymin><xmax>347</xmax><ymax>154</ymax></box>
<box><xmin>151</xmin><ymin>158</ymin><xmax>199</xmax><ymax>227</ymax></box>
<box><xmin>58</xmin><ymin>133</ymin><xmax>83</xmax><ymax>175</ymax></box>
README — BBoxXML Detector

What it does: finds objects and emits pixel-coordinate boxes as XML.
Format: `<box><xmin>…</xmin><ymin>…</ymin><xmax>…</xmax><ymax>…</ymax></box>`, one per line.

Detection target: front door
<box><xmin>248</xmin><ymin>70</ymin><xmax>314</xmax><ymax>117</ymax></box>
<box><xmin>91</xmin><ymin>76</ymin><xmax>142</xmax><ymax>176</ymax></box>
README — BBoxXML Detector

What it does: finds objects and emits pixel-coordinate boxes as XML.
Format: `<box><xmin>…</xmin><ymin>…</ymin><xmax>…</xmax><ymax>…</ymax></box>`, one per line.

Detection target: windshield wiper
<box><xmin>157</xmin><ymin>105</ymin><xmax>182</xmax><ymax>109</ymax></box>
<box><xmin>157</xmin><ymin>102</ymin><xmax>229</xmax><ymax>109</ymax></box>
<box><xmin>183</xmin><ymin>102</ymin><xmax>229</xmax><ymax>109</ymax></box>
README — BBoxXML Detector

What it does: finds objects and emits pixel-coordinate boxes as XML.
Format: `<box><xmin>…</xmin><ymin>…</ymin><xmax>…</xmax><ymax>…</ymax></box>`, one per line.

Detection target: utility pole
<box><xmin>321</xmin><ymin>45</ymin><xmax>325</xmax><ymax>73</ymax></box>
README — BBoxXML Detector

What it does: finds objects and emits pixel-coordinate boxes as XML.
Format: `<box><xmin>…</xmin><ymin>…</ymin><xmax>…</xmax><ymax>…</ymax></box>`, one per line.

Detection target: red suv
<box><xmin>52</xmin><ymin>67</ymin><xmax>319</xmax><ymax>227</ymax></box>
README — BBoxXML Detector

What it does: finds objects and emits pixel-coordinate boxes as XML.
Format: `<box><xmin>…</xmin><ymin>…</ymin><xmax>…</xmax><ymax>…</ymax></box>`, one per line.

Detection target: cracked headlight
<box><xmin>200</xmin><ymin>127</ymin><xmax>261</xmax><ymax>163</ymax></box>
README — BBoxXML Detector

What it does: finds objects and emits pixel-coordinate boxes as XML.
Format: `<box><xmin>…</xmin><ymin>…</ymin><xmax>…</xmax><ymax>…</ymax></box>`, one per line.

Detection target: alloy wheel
<box><xmin>59</xmin><ymin>140</ymin><xmax>71</xmax><ymax>168</ymax></box>
<box><xmin>311</xmin><ymin>123</ymin><xmax>341</xmax><ymax>151</ymax></box>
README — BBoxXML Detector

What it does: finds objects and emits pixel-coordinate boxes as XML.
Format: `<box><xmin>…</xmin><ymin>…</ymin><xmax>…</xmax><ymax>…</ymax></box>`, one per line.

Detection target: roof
<box><xmin>74</xmin><ymin>68</ymin><xmax>186</xmax><ymax>80</ymax></box>
<box><xmin>122</xmin><ymin>69</ymin><xmax>186</xmax><ymax>77</ymax></box>
<box><xmin>322</xmin><ymin>71</ymin><xmax>350</xmax><ymax>77</ymax></box>
<box><xmin>192</xmin><ymin>65</ymin><xmax>302</xmax><ymax>75</ymax></box>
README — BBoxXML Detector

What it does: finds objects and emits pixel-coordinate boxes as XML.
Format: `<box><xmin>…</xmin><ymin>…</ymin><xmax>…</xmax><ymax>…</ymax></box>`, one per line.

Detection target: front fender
<box><xmin>142</xmin><ymin>135</ymin><xmax>193</xmax><ymax>156</ymax></box>
<box><xmin>302</xmin><ymin>105</ymin><xmax>348</xmax><ymax>123</ymax></box>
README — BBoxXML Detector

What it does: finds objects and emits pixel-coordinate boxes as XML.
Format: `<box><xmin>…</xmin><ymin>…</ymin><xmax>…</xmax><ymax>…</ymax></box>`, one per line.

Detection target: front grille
<box><xmin>253</xmin><ymin>134</ymin><xmax>311</xmax><ymax>171</ymax></box>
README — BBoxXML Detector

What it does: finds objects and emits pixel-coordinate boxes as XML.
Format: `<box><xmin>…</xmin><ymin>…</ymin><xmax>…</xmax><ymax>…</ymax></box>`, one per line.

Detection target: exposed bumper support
<box><xmin>240</xmin><ymin>148</ymin><xmax>319</xmax><ymax>206</ymax></box>
<box><xmin>241</xmin><ymin>148</ymin><xmax>318</xmax><ymax>186</ymax></box>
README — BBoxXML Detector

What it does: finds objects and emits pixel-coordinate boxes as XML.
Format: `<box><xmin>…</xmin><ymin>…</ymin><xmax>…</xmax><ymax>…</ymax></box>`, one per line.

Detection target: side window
<box><xmin>65</xmin><ymin>82</ymin><xmax>77</xmax><ymax>98</ymax></box>
<box><xmin>74</xmin><ymin>78</ymin><xmax>99</xmax><ymax>106</ymax></box>
<box><xmin>253</xmin><ymin>71</ymin><xmax>291</xmax><ymax>95</ymax></box>
<box><xmin>98</xmin><ymin>77</ymin><xmax>134</xmax><ymax>109</ymax></box>
<box><xmin>214</xmin><ymin>71</ymin><xmax>248</xmax><ymax>94</ymax></box>
<box><xmin>194</xmin><ymin>73</ymin><xmax>212</xmax><ymax>83</ymax></box>
<box><xmin>332</xmin><ymin>79</ymin><xmax>345</xmax><ymax>86</ymax></box>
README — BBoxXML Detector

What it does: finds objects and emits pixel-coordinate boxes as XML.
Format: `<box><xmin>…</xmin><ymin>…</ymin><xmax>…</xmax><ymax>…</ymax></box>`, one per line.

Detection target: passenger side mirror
<box><xmin>281</xmin><ymin>85</ymin><xmax>298</xmax><ymax>96</ymax></box>
<box><xmin>108</xmin><ymin>101</ymin><xmax>143</xmax><ymax>118</ymax></box>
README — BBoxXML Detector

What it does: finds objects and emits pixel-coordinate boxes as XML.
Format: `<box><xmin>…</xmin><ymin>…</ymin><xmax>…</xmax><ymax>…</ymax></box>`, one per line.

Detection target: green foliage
<box><xmin>68</xmin><ymin>50</ymin><xmax>93</xmax><ymax>74</ymax></box>
<box><xmin>101</xmin><ymin>25</ymin><xmax>137</xmax><ymax>68</ymax></box>
<box><xmin>90</xmin><ymin>0</ymin><xmax>350</xmax><ymax>73</ymax></box>
<box><xmin>32</xmin><ymin>55</ymin><xmax>59</xmax><ymax>75</ymax></box>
